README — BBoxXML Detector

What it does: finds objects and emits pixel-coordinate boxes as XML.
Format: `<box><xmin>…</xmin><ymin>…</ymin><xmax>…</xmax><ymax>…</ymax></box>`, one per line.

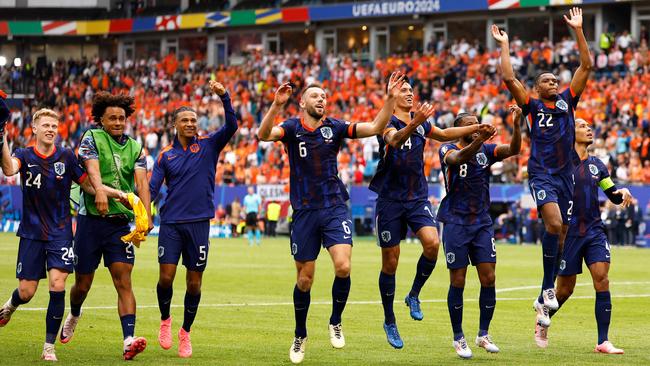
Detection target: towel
<box><xmin>120</xmin><ymin>193</ymin><xmax>149</xmax><ymax>248</ymax></box>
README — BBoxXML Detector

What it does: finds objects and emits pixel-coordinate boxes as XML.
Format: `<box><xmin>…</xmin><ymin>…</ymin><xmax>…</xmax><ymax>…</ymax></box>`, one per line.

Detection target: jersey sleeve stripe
<box><xmin>13</xmin><ymin>157</ymin><xmax>21</xmax><ymax>170</ymax></box>
<box><xmin>569</xmin><ymin>86</ymin><xmax>577</xmax><ymax>98</ymax></box>
<box><xmin>157</xmin><ymin>145</ymin><xmax>173</xmax><ymax>164</ymax></box>
<box><xmin>77</xmin><ymin>172</ymin><xmax>88</xmax><ymax>184</ymax></box>
<box><xmin>277</xmin><ymin>126</ymin><xmax>285</xmax><ymax>139</ymax></box>
<box><xmin>347</xmin><ymin>123</ymin><xmax>355</xmax><ymax>138</ymax></box>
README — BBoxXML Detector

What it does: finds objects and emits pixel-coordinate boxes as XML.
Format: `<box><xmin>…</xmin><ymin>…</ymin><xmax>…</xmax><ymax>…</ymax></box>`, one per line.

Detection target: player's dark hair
<box><xmin>172</xmin><ymin>106</ymin><xmax>196</xmax><ymax>123</ymax></box>
<box><xmin>453</xmin><ymin>112</ymin><xmax>473</xmax><ymax>127</ymax></box>
<box><xmin>301</xmin><ymin>83</ymin><xmax>324</xmax><ymax>96</ymax></box>
<box><xmin>534</xmin><ymin>71</ymin><xmax>555</xmax><ymax>86</ymax></box>
<box><xmin>92</xmin><ymin>91</ymin><xmax>135</xmax><ymax>124</ymax></box>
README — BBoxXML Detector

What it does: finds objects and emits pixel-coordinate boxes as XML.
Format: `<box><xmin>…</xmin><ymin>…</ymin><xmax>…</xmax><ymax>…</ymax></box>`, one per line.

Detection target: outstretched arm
<box><xmin>444</xmin><ymin>125</ymin><xmax>496</xmax><ymax>166</ymax></box>
<box><xmin>491</xmin><ymin>25</ymin><xmax>528</xmax><ymax>106</ymax></box>
<box><xmin>258</xmin><ymin>82</ymin><xmax>292</xmax><ymax>142</ymax></box>
<box><xmin>565</xmin><ymin>7</ymin><xmax>593</xmax><ymax>96</ymax></box>
<box><xmin>353</xmin><ymin>71</ymin><xmax>405</xmax><ymax>138</ymax></box>
<box><xmin>429</xmin><ymin>124</ymin><xmax>480</xmax><ymax>142</ymax></box>
<box><xmin>209</xmin><ymin>80</ymin><xmax>239</xmax><ymax>148</ymax></box>
<box><xmin>384</xmin><ymin>102</ymin><xmax>435</xmax><ymax>148</ymax></box>
<box><xmin>495</xmin><ymin>105</ymin><xmax>522</xmax><ymax>159</ymax></box>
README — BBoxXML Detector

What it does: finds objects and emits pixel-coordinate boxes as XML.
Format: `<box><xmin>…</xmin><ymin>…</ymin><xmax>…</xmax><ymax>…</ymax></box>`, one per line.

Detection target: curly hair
<box><xmin>92</xmin><ymin>91</ymin><xmax>135</xmax><ymax>124</ymax></box>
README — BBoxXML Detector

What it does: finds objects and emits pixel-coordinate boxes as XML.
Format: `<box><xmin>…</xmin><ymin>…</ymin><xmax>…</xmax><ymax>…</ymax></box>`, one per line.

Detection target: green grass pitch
<box><xmin>0</xmin><ymin>232</ymin><xmax>649</xmax><ymax>365</ymax></box>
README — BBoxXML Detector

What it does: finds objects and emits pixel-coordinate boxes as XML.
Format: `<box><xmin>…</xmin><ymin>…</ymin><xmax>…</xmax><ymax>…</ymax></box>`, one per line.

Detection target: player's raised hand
<box><xmin>412</xmin><ymin>102</ymin><xmax>435</xmax><ymax>125</ymax></box>
<box><xmin>491</xmin><ymin>25</ymin><xmax>508</xmax><ymax>45</ymax></box>
<box><xmin>477</xmin><ymin>124</ymin><xmax>496</xmax><ymax>142</ymax></box>
<box><xmin>564</xmin><ymin>7</ymin><xmax>583</xmax><ymax>29</ymax></box>
<box><xmin>614</xmin><ymin>188</ymin><xmax>633</xmax><ymax>208</ymax></box>
<box><xmin>508</xmin><ymin>104</ymin><xmax>522</xmax><ymax>122</ymax></box>
<box><xmin>273</xmin><ymin>82</ymin><xmax>292</xmax><ymax>107</ymax></box>
<box><xmin>209</xmin><ymin>80</ymin><xmax>226</xmax><ymax>96</ymax></box>
<box><xmin>387</xmin><ymin>71</ymin><xmax>406</xmax><ymax>99</ymax></box>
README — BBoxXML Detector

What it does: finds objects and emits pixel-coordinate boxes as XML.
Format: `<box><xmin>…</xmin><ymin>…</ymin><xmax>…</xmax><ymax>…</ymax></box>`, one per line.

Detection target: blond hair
<box><xmin>32</xmin><ymin>108</ymin><xmax>59</xmax><ymax>124</ymax></box>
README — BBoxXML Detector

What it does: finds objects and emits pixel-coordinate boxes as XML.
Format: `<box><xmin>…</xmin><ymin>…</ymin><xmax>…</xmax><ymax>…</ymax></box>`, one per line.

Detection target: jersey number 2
<box><xmin>536</xmin><ymin>113</ymin><xmax>553</xmax><ymax>128</ymax></box>
<box><xmin>25</xmin><ymin>172</ymin><xmax>42</xmax><ymax>189</ymax></box>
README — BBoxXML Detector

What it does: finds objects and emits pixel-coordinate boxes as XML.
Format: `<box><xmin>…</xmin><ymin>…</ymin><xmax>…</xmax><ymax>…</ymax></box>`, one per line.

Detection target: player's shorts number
<box><xmin>199</xmin><ymin>245</ymin><xmax>207</xmax><ymax>261</ymax></box>
<box><xmin>299</xmin><ymin>142</ymin><xmax>307</xmax><ymax>158</ymax></box>
<box><xmin>459</xmin><ymin>164</ymin><xmax>468</xmax><ymax>177</ymax></box>
<box><xmin>491</xmin><ymin>238</ymin><xmax>496</xmax><ymax>253</ymax></box>
<box><xmin>567</xmin><ymin>200</ymin><xmax>574</xmax><ymax>216</ymax></box>
<box><xmin>61</xmin><ymin>247</ymin><xmax>74</xmax><ymax>264</ymax></box>
<box><xmin>342</xmin><ymin>221</ymin><xmax>351</xmax><ymax>235</ymax></box>
<box><xmin>537</xmin><ymin>112</ymin><xmax>553</xmax><ymax>128</ymax></box>
<box><xmin>125</xmin><ymin>243</ymin><xmax>135</xmax><ymax>259</ymax></box>
<box><xmin>25</xmin><ymin>172</ymin><xmax>42</xmax><ymax>189</ymax></box>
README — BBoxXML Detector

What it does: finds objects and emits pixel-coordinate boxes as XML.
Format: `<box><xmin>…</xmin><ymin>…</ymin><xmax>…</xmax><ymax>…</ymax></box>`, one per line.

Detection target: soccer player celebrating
<box><xmin>149</xmin><ymin>80</ymin><xmax>237</xmax><ymax>358</ymax></box>
<box><xmin>0</xmin><ymin>99</ymin><xmax>128</xmax><ymax>361</ymax></box>
<box><xmin>492</xmin><ymin>7</ymin><xmax>592</xmax><ymax>323</ymax></box>
<box><xmin>437</xmin><ymin>106</ymin><xmax>521</xmax><ymax>358</ymax></box>
<box><xmin>258</xmin><ymin>72</ymin><xmax>405</xmax><ymax>364</ymax></box>
<box><xmin>60</xmin><ymin>92</ymin><xmax>153</xmax><ymax>360</ymax></box>
<box><xmin>369</xmin><ymin>80</ymin><xmax>493</xmax><ymax>349</ymax></box>
<box><xmin>536</xmin><ymin>119</ymin><xmax>631</xmax><ymax>353</ymax></box>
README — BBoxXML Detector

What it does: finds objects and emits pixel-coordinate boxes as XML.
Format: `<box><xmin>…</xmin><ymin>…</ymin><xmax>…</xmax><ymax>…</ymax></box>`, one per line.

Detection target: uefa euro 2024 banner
<box><xmin>310</xmin><ymin>0</ymin><xmax>485</xmax><ymax>21</ymax></box>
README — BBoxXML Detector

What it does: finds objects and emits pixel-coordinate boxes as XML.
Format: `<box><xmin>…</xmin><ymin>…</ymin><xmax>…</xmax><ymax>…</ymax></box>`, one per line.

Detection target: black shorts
<box><xmin>246</xmin><ymin>212</ymin><xmax>258</xmax><ymax>226</ymax></box>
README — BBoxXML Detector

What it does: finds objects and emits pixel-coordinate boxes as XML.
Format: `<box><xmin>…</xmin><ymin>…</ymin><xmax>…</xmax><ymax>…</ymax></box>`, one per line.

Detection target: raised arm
<box><xmin>209</xmin><ymin>80</ymin><xmax>238</xmax><ymax>147</ymax></box>
<box><xmin>495</xmin><ymin>104</ymin><xmax>522</xmax><ymax>159</ymax></box>
<box><xmin>429</xmin><ymin>124</ymin><xmax>480</xmax><ymax>142</ymax></box>
<box><xmin>384</xmin><ymin>102</ymin><xmax>435</xmax><ymax>148</ymax></box>
<box><xmin>444</xmin><ymin>125</ymin><xmax>496</xmax><ymax>166</ymax></box>
<box><xmin>258</xmin><ymin>82</ymin><xmax>292</xmax><ymax>142</ymax></box>
<box><xmin>491</xmin><ymin>25</ymin><xmax>528</xmax><ymax>106</ymax></box>
<box><xmin>1</xmin><ymin>134</ymin><xmax>19</xmax><ymax>176</ymax></box>
<box><xmin>353</xmin><ymin>71</ymin><xmax>405</xmax><ymax>139</ymax></box>
<box><xmin>565</xmin><ymin>7</ymin><xmax>593</xmax><ymax>96</ymax></box>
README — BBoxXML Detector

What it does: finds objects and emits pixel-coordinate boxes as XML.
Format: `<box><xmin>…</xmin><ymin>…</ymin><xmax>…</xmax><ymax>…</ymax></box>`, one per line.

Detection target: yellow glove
<box><xmin>120</xmin><ymin>193</ymin><xmax>149</xmax><ymax>248</ymax></box>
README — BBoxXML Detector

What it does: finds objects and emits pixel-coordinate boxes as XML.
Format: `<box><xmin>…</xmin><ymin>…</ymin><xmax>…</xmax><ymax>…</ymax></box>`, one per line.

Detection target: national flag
<box><xmin>180</xmin><ymin>13</ymin><xmax>206</xmax><ymax>29</ymax></box>
<box><xmin>255</xmin><ymin>9</ymin><xmax>282</xmax><ymax>25</ymax></box>
<box><xmin>206</xmin><ymin>11</ymin><xmax>230</xmax><ymax>27</ymax></box>
<box><xmin>109</xmin><ymin>19</ymin><xmax>133</xmax><ymax>33</ymax></box>
<box><xmin>282</xmin><ymin>7</ymin><xmax>309</xmax><ymax>23</ymax></box>
<box><xmin>488</xmin><ymin>0</ymin><xmax>520</xmax><ymax>9</ymax></box>
<box><xmin>156</xmin><ymin>15</ymin><xmax>179</xmax><ymax>31</ymax></box>
<box><xmin>42</xmin><ymin>21</ymin><xmax>77</xmax><ymax>35</ymax></box>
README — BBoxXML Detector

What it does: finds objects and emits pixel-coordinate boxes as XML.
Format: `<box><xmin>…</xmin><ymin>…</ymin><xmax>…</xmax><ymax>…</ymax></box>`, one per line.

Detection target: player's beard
<box><xmin>305</xmin><ymin>105</ymin><xmax>324</xmax><ymax>120</ymax></box>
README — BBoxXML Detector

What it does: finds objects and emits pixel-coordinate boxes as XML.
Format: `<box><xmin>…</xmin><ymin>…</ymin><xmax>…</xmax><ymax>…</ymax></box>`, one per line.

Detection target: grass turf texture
<box><xmin>0</xmin><ymin>232</ymin><xmax>648</xmax><ymax>365</ymax></box>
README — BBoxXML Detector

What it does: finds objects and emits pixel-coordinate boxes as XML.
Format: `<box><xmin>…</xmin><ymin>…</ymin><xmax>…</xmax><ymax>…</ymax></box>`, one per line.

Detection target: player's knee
<box><xmin>422</xmin><ymin>243</ymin><xmax>439</xmax><ymax>260</ymax></box>
<box><xmin>544</xmin><ymin>219</ymin><xmax>563</xmax><ymax>235</ymax></box>
<box><xmin>18</xmin><ymin>287</ymin><xmax>36</xmax><ymax>302</ymax></box>
<box><xmin>479</xmin><ymin>272</ymin><xmax>496</xmax><ymax>287</ymax></box>
<box><xmin>334</xmin><ymin>261</ymin><xmax>351</xmax><ymax>278</ymax></box>
<box><xmin>49</xmin><ymin>279</ymin><xmax>66</xmax><ymax>292</ymax></box>
<box><xmin>297</xmin><ymin>274</ymin><xmax>313</xmax><ymax>291</ymax></box>
<box><xmin>112</xmin><ymin>275</ymin><xmax>132</xmax><ymax>293</ymax></box>
<box><xmin>381</xmin><ymin>260</ymin><xmax>397</xmax><ymax>275</ymax></box>
<box><xmin>186</xmin><ymin>279</ymin><xmax>202</xmax><ymax>295</ymax></box>
<box><xmin>592</xmin><ymin>275</ymin><xmax>609</xmax><ymax>292</ymax></box>
<box><xmin>450</xmin><ymin>273</ymin><xmax>466</xmax><ymax>288</ymax></box>
<box><xmin>158</xmin><ymin>274</ymin><xmax>174</xmax><ymax>288</ymax></box>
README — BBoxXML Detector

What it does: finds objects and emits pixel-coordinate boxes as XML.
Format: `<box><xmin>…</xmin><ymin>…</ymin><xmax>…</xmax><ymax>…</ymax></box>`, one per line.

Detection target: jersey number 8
<box><xmin>459</xmin><ymin>164</ymin><xmax>468</xmax><ymax>177</ymax></box>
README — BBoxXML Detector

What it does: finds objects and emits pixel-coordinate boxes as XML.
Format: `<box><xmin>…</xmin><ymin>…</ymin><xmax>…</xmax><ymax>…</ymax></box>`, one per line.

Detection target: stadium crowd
<box><xmin>1</xmin><ymin>31</ymin><xmax>649</xmax><ymax>189</ymax></box>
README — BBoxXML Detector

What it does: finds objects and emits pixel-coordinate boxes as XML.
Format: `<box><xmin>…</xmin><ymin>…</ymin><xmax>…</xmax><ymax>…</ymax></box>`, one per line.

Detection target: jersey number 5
<box><xmin>536</xmin><ymin>113</ymin><xmax>553</xmax><ymax>128</ymax></box>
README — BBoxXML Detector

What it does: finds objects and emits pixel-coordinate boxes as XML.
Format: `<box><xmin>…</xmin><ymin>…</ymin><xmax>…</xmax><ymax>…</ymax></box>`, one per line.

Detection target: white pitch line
<box><xmin>15</xmin><ymin>280</ymin><xmax>650</xmax><ymax>312</ymax></box>
<box><xmin>495</xmin><ymin>281</ymin><xmax>650</xmax><ymax>293</ymax></box>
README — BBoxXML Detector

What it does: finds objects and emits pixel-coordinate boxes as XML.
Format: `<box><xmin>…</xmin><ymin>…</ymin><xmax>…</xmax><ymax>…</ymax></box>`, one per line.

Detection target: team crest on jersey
<box><xmin>441</xmin><ymin>145</ymin><xmax>449</xmax><ymax>155</ymax></box>
<box><xmin>381</xmin><ymin>230</ymin><xmax>392</xmax><ymax>243</ymax></box>
<box><xmin>54</xmin><ymin>162</ymin><xmax>65</xmax><ymax>176</ymax></box>
<box><xmin>446</xmin><ymin>252</ymin><xmax>455</xmax><ymax>264</ymax></box>
<box><xmin>556</xmin><ymin>99</ymin><xmax>568</xmax><ymax>111</ymax></box>
<box><xmin>190</xmin><ymin>143</ymin><xmax>200</xmax><ymax>153</ymax></box>
<box><xmin>158</xmin><ymin>246</ymin><xmax>165</xmax><ymax>258</ymax></box>
<box><xmin>320</xmin><ymin>126</ymin><xmax>333</xmax><ymax>140</ymax></box>
<box><xmin>537</xmin><ymin>189</ymin><xmax>547</xmax><ymax>201</ymax></box>
<box><xmin>476</xmin><ymin>152</ymin><xmax>488</xmax><ymax>167</ymax></box>
<box><xmin>559</xmin><ymin>260</ymin><xmax>566</xmax><ymax>271</ymax></box>
<box><xmin>291</xmin><ymin>243</ymin><xmax>298</xmax><ymax>255</ymax></box>
<box><xmin>16</xmin><ymin>262</ymin><xmax>22</xmax><ymax>274</ymax></box>
<box><xmin>416</xmin><ymin>125</ymin><xmax>425</xmax><ymax>136</ymax></box>
<box><xmin>589</xmin><ymin>164</ymin><xmax>598</xmax><ymax>176</ymax></box>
